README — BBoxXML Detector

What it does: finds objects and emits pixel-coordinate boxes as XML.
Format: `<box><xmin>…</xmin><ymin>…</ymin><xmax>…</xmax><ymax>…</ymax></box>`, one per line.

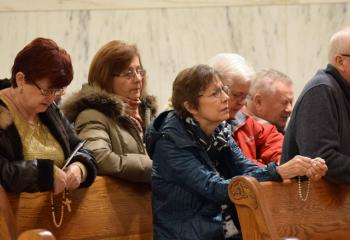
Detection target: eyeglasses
<box><xmin>230</xmin><ymin>92</ymin><xmax>248</xmax><ymax>102</ymax></box>
<box><xmin>32</xmin><ymin>81</ymin><xmax>65</xmax><ymax>97</ymax></box>
<box><xmin>341</xmin><ymin>54</ymin><xmax>350</xmax><ymax>57</ymax></box>
<box><xmin>113</xmin><ymin>68</ymin><xmax>146</xmax><ymax>80</ymax></box>
<box><xmin>199</xmin><ymin>85</ymin><xmax>230</xmax><ymax>98</ymax></box>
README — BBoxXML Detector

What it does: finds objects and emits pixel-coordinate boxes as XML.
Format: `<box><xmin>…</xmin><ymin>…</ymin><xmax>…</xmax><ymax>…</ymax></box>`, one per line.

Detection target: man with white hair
<box><xmin>281</xmin><ymin>27</ymin><xmax>350</xmax><ymax>185</ymax></box>
<box><xmin>209</xmin><ymin>53</ymin><xmax>283</xmax><ymax>167</ymax></box>
<box><xmin>246</xmin><ymin>69</ymin><xmax>294</xmax><ymax>134</ymax></box>
<box><xmin>209</xmin><ymin>53</ymin><xmax>284</xmax><ymax>240</ymax></box>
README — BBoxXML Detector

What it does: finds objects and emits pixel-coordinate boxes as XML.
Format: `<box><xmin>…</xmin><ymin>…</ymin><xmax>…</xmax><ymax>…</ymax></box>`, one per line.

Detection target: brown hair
<box><xmin>88</xmin><ymin>40</ymin><xmax>145</xmax><ymax>93</ymax></box>
<box><xmin>172</xmin><ymin>64</ymin><xmax>221</xmax><ymax>118</ymax></box>
<box><xmin>11</xmin><ymin>37</ymin><xmax>73</xmax><ymax>88</ymax></box>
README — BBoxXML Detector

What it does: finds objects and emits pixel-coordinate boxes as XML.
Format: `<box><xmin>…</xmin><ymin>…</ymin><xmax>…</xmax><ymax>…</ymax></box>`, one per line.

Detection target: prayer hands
<box><xmin>64</xmin><ymin>164</ymin><xmax>82</xmax><ymax>191</ymax></box>
<box><xmin>277</xmin><ymin>155</ymin><xmax>327</xmax><ymax>180</ymax></box>
<box><xmin>53</xmin><ymin>164</ymin><xmax>82</xmax><ymax>194</ymax></box>
<box><xmin>54</xmin><ymin>167</ymin><xmax>67</xmax><ymax>195</ymax></box>
<box><xmin>306</xmin><ymin>157</ymin><xmax>327</xmax><ymax>181</ymax></box>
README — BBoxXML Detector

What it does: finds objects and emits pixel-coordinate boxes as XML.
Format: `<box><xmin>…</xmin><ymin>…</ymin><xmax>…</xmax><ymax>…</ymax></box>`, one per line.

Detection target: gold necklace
<box><xmin>298</xmin><ymin>176</ymin><xmax>310</xmax><ymax>201</ymax></box>
<box><xmin>50</xmin><ymin>190</ymin><xmax>72</xmax><ymax>227</ymax></box>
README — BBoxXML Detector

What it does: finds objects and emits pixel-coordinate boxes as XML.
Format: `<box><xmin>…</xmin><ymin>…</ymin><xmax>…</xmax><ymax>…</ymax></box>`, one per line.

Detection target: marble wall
<box><xmin>1</xmin><ymin>1</ymin><xmax>350</xmax><ymax>109</ymax></box>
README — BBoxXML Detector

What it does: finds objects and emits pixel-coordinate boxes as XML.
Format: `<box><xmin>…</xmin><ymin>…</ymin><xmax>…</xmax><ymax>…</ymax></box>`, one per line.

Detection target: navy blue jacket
<box><xmin>145</xmin><ymin>111</ymin><xmax>282</xmax><ymax>240</ymax></box>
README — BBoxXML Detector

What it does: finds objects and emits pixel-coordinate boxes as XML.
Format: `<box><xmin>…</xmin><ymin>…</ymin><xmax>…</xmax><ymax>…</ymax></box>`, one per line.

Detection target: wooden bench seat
<box><xmin>229</xmin><ymin>176</ymin><xmax>350</xmax><ymax>240</ymax></box>
<box><xmin>7</xmin><ymin>176</ymin><xmax>152</xmax><ymax>240</ymax></box>
<box><xmin>0</xmin><ymin>186</ymin><xmax>55</xmax><ymax>240</ymax></box>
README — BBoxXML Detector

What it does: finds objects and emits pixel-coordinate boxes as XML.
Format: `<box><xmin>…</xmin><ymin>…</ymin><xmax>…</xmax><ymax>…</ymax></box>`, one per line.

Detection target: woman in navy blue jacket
<box><xmin>145</xmin><ymin>64</ymin><xmax>327</xmax><ymax>240</ymax></box>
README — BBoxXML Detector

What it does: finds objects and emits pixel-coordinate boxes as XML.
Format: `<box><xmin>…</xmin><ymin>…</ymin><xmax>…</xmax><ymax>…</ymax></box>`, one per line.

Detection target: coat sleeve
<box><xmin>254</xmin><ymin>121</ymin><xmax>283</xmax><ymax>165</ymax></box>
<box><xmin>0</xmin><ymin>129</ymin><xmax>55</xmax><ymax>193</ymax></box>
<box><xmin>291</xmin><ymin>85</ymin><xmax>350</xmax><ymax>185</ymax></box>
<box><xmin>75</xmin><ymin>110</ymin><xmax>151</xmax><ymax>182</ymax></box>
<box><xmin>152</xmin><ymin>135</ymin><xmax>230</xmax><ymax>204</ymax></box>
<box><xmin>53</xmin><ymin>105</ymin><xmax>97</xmax><ymax>188</ymax></box>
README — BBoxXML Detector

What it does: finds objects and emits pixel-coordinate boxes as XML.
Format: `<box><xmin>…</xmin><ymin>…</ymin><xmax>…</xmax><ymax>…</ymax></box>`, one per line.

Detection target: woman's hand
<box><xmin>277</xmin><ymin>155</ymin><xmax>328</xmax><ymax>180</ymax></box>
<box><xmin>64</xmin><ymin>164</ymin><xmax>82</xmax><ymax>191</ymax></box>
<box><xmin>277</xmin><ymin>155</ymin><xmax>314</xmax><ymax>179</ymax></box>
<box><xmin>306</xmin><ymin>157</ymin><xmax>328</xmax><ymax>181</ymax></box>
<box><xmin>54</xmin><ymin>167</ymin><xmax>67</xmax><ymax>195</ymax></box>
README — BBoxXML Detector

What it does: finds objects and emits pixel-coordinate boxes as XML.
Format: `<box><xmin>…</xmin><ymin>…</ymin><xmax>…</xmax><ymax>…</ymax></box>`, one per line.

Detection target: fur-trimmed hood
<box><xmin>61</xmin><ymin>83</ymin><xmax>158</xmax><ymax>124</ymax></box>
<box><xmin>0</xmin><ymin>79</ymin><xmax>13</xmax><ymax>129</ymax></box>
<box><xmin>0</xmin><ymin>105</ymin><xmax>13</xmax><ymax>130</ymax></box>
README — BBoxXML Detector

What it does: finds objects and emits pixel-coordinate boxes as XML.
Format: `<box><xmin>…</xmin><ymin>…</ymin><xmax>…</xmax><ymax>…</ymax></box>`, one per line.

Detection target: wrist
<box><xmin>276</xmin><ymin>165</ymin><xmax>288</xmax><ymax>179</ymax></box>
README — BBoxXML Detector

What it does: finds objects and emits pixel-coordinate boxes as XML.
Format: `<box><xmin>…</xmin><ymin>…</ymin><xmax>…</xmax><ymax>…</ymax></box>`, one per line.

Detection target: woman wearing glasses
<box><xmin>62</xmin><ymin>40</ymin><xmax>157</xmax><ymax>182</ymax></box>
<box><xmin>0</xmin><ymin>38</ymin><xmax>97</xmax><ymax>194</ymax></box>
<box><xmin>145</xmin><ymin>64</ymin><xmax>327</xmax><ymax>240</ymax></box>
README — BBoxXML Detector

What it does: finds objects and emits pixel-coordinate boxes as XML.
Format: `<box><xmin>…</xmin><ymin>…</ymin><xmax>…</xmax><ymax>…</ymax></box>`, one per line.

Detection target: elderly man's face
<box><xmin>258</xmin><ymin>81</ymin><xmax>293</xmax><ymax>131</ymax></box>
<box><xmin>228</xmin><ymin>79</ymin><xmax>251</xmax><ymax>119</ymax></box>
<box><xmin>338</xmin><ymin>54</ymin><xmax>350</xmax><ymax>85</ymax></box>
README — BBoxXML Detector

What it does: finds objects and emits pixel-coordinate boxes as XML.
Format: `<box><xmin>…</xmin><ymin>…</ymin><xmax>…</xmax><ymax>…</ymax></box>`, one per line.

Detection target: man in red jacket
<box><xmin>246</xmin><ymin>69</ymin><xmax>294</xmax><ymax>134</ymax></box>
<box><xmin>209</xmin><ymin>53</ymin><xmax>283</xmax><ymax>166</ymax></box>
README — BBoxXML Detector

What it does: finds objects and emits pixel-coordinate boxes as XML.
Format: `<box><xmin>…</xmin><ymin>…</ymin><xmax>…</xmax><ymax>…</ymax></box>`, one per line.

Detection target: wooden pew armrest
<box><xmin>18</xmin><ymin>229</ymin><xmax>56</xmax><ymax>240</ymax></box>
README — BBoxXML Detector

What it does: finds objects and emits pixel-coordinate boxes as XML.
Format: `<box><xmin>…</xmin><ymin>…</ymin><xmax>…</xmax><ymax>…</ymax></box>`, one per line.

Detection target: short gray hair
<box><xmin>208</xmin><ymin>53</ymin><xmax>255</xmax><ymax>86</ymax></box>
<box><xmin>250</xmin><ymin>68</ymin><xmax>292</xmax><ymax>96</ymax></box>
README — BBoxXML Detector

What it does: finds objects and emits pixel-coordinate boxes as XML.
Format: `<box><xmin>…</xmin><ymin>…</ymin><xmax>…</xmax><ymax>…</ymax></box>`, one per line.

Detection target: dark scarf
<box><xmin>183</xmin><ymin>116</ymin><xmax>237</xmax><ymax>239</ymax></box>
<box><xmin>183</xmin><ymin>116</ymin><xmax>233</xmax><ymax>167</ymax></box>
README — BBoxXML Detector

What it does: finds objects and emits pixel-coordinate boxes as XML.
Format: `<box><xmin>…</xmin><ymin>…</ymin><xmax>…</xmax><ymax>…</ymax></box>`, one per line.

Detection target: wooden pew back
<box><xmin>0</xmin><ymin>186</ymin><xmax>55</xmax><ymax>240</ymax></box>
<box><xmin>7</xmin><ymin>176</ymin><xmax>152</xmax><ymax>240</ymax></box>
<box><xmin>229</xmin><ymin>176</ymin><xmax>350</xmax><ymax>240</ymax></box>
<box><xmin>0</xmin><ymin>185</ymin><xmax>17</xmax><ymax>240</ymax></box>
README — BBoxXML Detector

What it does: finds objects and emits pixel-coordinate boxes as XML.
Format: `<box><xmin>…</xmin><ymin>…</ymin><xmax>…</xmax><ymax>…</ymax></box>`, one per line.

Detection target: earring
<box><xmin>19</xmin><ymin>85</ymin><xmax>23</xmax><ymax>94</ymax></box>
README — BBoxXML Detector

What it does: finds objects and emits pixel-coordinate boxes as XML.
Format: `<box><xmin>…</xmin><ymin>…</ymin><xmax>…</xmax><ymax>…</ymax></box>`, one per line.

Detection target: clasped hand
<box><xmin>277</xmin><ymin>155</ymin><xmax>328</xmax><ymax>180</ymax></box>
<box><xmin>54</xmin><ymin>165</ymin><xmax>82</xmax><ymax>195</ymax></box>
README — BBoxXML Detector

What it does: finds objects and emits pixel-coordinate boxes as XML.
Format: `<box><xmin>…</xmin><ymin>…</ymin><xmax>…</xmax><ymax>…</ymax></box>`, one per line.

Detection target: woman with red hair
<box><xmin>0</xmin><ymin>38</ymin><xmax>97</xmax><ymax>195</ymax></box>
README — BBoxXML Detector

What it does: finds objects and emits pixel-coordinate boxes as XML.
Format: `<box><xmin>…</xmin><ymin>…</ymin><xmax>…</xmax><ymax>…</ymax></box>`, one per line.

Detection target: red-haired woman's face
<box><xmin>112</xmin><ymin>56</ymin><xmax>143</xmax><ymax>99</ymax></box>
<box><xmin>19</xmin><ymin>75</ymin><xmax>64</xmax><ymax>113</ymax></box>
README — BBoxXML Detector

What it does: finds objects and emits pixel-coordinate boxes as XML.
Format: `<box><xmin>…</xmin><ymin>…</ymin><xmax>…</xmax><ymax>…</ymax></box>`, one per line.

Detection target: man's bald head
<box><xmin>329</xmin><ymin>27</ymin><xmax>350</xmax><ymax>65</ymax></box>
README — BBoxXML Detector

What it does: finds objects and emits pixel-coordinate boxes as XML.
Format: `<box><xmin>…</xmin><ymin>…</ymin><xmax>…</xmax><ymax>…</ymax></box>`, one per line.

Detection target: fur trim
<box><xmin>61</xmin><ymin>84</ymin><xmax>158</xmax><ymax>123</ymax></box>
<box><xmin>140</xmin><ymin>95</ymin><xmax>158</xmax><ymax>118</ymax></box>
<box><xmin>0</xmin><ymin>105</ymin><xmax>13</xmax><ymax>129</ymax></box>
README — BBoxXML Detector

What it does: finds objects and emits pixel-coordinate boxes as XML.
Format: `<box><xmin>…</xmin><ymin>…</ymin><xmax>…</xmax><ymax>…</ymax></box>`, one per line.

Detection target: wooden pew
<box><xmin>229</xmin><ymin>176</ymin><xmax>350</xmax><ymax>240</ymax></box>
<box><xmin>0</xmin><ymin>186</ymin><xmax>55</xmax><ymax>240</ymax></box>
<box><xmin>7</xmin><ymin>176</ymin><xmax>152</xmax><ymax>240</ymax></box>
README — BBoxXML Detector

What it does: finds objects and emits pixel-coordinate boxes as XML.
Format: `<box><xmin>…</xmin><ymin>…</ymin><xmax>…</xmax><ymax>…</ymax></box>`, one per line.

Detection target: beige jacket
<box><xmin>61</xmin><ymin>84</ymin><xmax>157</xmax><ymax>182</ymax></box>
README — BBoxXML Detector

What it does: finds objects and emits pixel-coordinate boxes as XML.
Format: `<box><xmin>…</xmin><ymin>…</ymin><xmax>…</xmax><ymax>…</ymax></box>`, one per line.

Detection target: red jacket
<box><xmin>230</xmin><ymin>112</ymin><xmax>283</xmax><ymax>166</ymax></box>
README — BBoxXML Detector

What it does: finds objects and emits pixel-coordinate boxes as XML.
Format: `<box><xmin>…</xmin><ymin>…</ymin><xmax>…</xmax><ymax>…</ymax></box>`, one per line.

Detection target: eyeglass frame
<box><xmin>31</xmin><ymin>81</ymin><xmax>65</xmax><ymax>97</ymax></box>
<box><xmin>230</xmin><ymin>92</ymin><xmax>249</xmax><ymax>102</ymax></box>
<box><xmin>113</xmin><ymin>68</ymin><xmax>146</xmax><ymax>80</ymax></box>
<box><xmin>341</xmin><ymin>54</ymin><xmax>350</xmax><ymax>57</ymax></box>
<box><xmin>198</xmin><ymin>85</ymin><xmax>231</xmax><ymax>98</ymax></box>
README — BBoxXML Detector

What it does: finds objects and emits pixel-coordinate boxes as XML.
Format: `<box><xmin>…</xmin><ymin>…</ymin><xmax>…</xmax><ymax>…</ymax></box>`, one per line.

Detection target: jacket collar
<box><xmin>0</xmin><ymin>99</ymin><xmax>71</xmax><ymax>159</ymax></box>
<box><xmin>229</xmin><ymin>111</ymin><xmax>248</xmax><ymax>132</ymax></box>
<box><xmin>145</xmin><ymin>111</ymin><xmax>202</xmax><ymax>157</ymax></box>
<box><xmin>61</xmin><ymin>83</ymin><xmax>157</xmax><ymax>123</ymax></box>
<box><xmin>326</xmin><ymin>64</ymin><xmax>350</xmax><ymax>104</ymax></box>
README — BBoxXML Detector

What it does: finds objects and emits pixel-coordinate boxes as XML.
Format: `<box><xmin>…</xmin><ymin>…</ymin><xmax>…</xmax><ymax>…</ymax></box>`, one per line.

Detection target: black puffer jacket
<box><xmin>0</xmin><ymin>79</ymin><xmax>97</xmax><ymax>192</ymax></box>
